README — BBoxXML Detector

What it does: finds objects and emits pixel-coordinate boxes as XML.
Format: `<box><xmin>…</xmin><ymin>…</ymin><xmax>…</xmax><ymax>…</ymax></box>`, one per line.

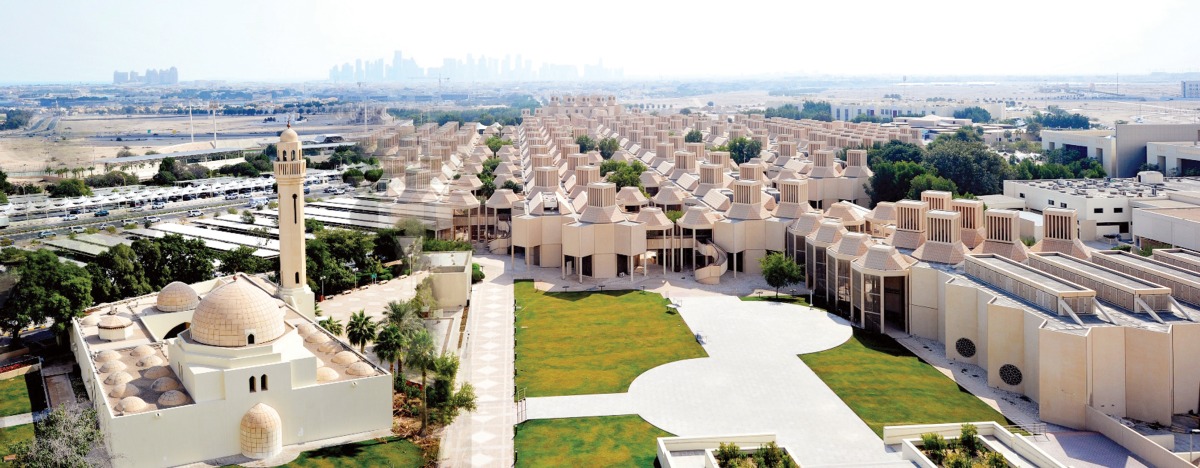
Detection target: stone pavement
<box><xmin>524</xmin><ymin>296</ymin><xmax>897</xmax><ymax>466</ymax></box>
<box><xmin>1028</xmin><ymin>431</ymin><xmax>1150</xmax><ymax>467</ymax></box>
<box><xmin>440</xmin><ymin>256</ymin><xmax>515</xmax><ymax>467</ymax></box>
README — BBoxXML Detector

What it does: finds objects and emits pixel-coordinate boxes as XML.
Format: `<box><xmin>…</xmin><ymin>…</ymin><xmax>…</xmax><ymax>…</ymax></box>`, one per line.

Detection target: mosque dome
<box><xmin>332</xmin><ymin>351</ymin><xmax>359</xmax><ymax>365</ymax></box>
<box><xmin>316</xmin><ymin>367</ymin><xmax>339</xmax><ymax>382</ymax></box>
<box><xmin>95</xmin><ymin>350</ymin><xmax>121</xmax><ymax>363</ymax></box>
<box><xmin>190</xmin><ymin>277</ymin><xmax>286</xmax><ymax>347</ymax></box>
<box><xmin>279</xmin><ymin>127</ymin><xmax>299</xmax><ymax>143</ymax></box>
<box><xmin>157</xmin><ymin>282</ymin><xmax>199</xmax><ymax>312</ymax></box>
<box><xmin>346</xmin><ymin>362</ymin><xmax>376</xmax><ymax>377</ymax></box>
<box><xmin>151</xmin><ymin>377</ymin><xmax>180</xmax><ymax>392</ymax></box>
<box><xmin>143</xmin><ymin>366</ymin><xmax>172</xmax><ymax>380</ymax></box>
<box><xmin>99</xmin><ymin>360</ymin><xmax>127</xmax><ymax>374</ymax></box>
<box><xmin>109</xmin><ymin>383</ymin><xmax>140</xmax><ymax>398</ymax></box>
<box><xmin>106</xmin><ymin>371</ymin><xmax>135</xmax><ymax>386</ymax></box>
<box><xmin>157</xmin><ymin>390</ymin><xmax>190</xmax><ymax>407</ymax></box>
<box><xmin>136</xmin><ymin>355</ymin><xmax>164</xmax><ymax>368</ymax></box>
<box><xmin>131</xmin><ymin>345</ymin><xmax>155</xmax><ymax>358</ymax></box>
<box><xmin>119</xmin><ymin>396</ymin><xmax>147</xmax><ymax>413</ymax></box>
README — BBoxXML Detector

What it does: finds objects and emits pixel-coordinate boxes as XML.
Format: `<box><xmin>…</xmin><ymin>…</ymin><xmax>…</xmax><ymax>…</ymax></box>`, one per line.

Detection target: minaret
<box><xmin>274</xmin><ymin>123</ymin><xmax>315</xmax><ymax>318</ymax></box>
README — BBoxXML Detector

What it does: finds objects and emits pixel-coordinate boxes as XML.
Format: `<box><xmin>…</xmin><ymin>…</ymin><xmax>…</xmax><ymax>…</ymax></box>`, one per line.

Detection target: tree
<box><xmin>959</xmin><ymin>423</ymin><xmax>981</xmax><ymax>456</ymax></box>
<box><xmin>0</xmin><ymin>109</ymin><xmax>33</xmax><ymax>130</ymax></box>
<box><xmin>405</xmin><ymin>329</ymin><xmax>437</xmax><ymax>435</ymax></box>
<box><xmin>484</xmin><ymin>135</ymin><xmax>511</xmax><ymax>156</ymax></box>
<box><xmin>320</xmin><ymin>317</ymin><xmax>343</xmax><ymax>336</ymax></box>
<box><xmin>925</xmin><ymin>138</ymin><xmax>1011</xmax><ymax>196</ymax></box>
<box><xmin>46</xmin><ymin>179</ymin><xmax>92</xmax><ymax>198</ymax></box>
<box><xmin>867</xmin><ymin>140</ymin><xmax>925</xmax><ymax>164</ymax></box>
<box><xmin>364</xmin><ymin>169</ymin><xmax>384</xmax><ymax>183</ymax></box>
<box><xmin>953</xmin><ymin>106</ymin><xmax>992</xmax><ymax>123</ymax></box>
<box><xmin>374</xmin><ymin>324</ymin><xmax>405</xmax><ymax>375</ymax></box>
<box><xmin>9</xmin><ymin>404</ymin><xmax>110</xmax><ymax>467</ymax></box>
<box><xmin>85</xmin><ymin>244</ymin><xmax>151</xmax><ymax>304</ymax></box>
<box><xmin>684</xmin><ymin>129</ymin><xmax>704</xmax><ymax>143</ymax></box>
<box><xmin>347</xmin><ymin>310</ymin><xmax>377</xmax><ymax>353</ymax></box>
<box><xmin>304</xmin><ymin>218</ymin><xmax>324</xmax><ymax>233</ymax></box>
<box><xmin>725</xmin><ymin>137</ymin><xmax>763</xmax><ymax>164</ymax></box>
<box><xmin>597</xmin><ymin>137</ymin><xmax>620</xmax><ymax>159</ymax></box>
<box><xmin>428</xmin><ymin>354</ymin><xmax>477</xmax><ymax>425</ymax></box>
<box><xmin>906</xmin><ymin>173</ymin><xmax>958</xmax><ymax>199</ymax></box>
<box><xmin>131</xmin><ymin>234</ymin><xmax>214</xmax><ymax>289</ymax></box>
<box><xmin>765</xmin><ymin>101</ymin><xmax>832</xmax><ymax>121</ymax></box>
<box><xmin>575</xmin><ymin>135</ymin><xmax>597</xmax><ymax>153</ymax></box>
<box><xmin>4</xmin><ymin>250</ymin><xmax>92</xmax><ymax>342</ymax></box>
<box><xmin>866</xmin><ymin>160</ymin><xmax>932</xmax><ymax>206</ymax></box>
<box><xmin>342</xmin><ymin>167</ymin><xmax>365</xmax><ymax>186</ymax></box>
<box><xmin>759</xmin><ymin>252</ymin><xmax>802</xmax><ymax>297</ymax></box>
<box><xmin>501</xmin><ymin>179</ymin><xmax>523</xmax><ymax>194</ymax></box>
<box><xmin>219</xmin><ymin>246</ymin><xmax>269</xmax><ymax>275</ymax></box>
<box><xmin>599</xmin><ymin>160</ymin><xmax>647</xmax><ymax>191</ymax></box>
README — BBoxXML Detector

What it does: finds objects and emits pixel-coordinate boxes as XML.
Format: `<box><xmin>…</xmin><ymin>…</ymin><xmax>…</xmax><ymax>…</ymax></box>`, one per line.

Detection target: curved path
<box><xmin>525</xmin><ymin>296</ymin><xmax>896</xmax><ymax>466</ymax></box>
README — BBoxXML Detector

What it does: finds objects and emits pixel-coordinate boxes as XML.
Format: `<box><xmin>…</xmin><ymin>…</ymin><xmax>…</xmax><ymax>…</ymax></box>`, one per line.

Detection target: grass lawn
<box><xmin>515</xmin><ymin>415</ymin><xmax>670</xmax><ymax>467</ymax></box>
<box><xmin>273</xmin><ymin>437</ymin><xmax>423</xmax><ymax>468</ymax></box>
<box><xmin>515</xmin><ymin>281</ymin><xmax>706</xmax><ymax>397</ymax></box>
<box><xmin>0</xmin><ymin>424</ymin><xmax>34</xmax><ymax>455</ymax></box>
<box><xmin>0</xmin><ymin>377</ymin><xmax>32</xmax><ymax>418</ymax></box>
<box><xmin>799</xmin><ymin>329</ymin><xmax>1011</xmax><ymax>436</ymax></box>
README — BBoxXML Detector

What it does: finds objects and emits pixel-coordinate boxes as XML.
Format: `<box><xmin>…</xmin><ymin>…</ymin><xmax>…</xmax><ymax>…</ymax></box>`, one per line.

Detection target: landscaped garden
<box><xmin>514</xmin><ymin>415</ymin><xmax>670</xmax><ymax>467</ymax></box>
<box><xmin>0</xmin><ymin>424</ymin><xmax>34</xmax><ymax>456</ymax></box>
<box><xmin>514</xmin><ymin>281</ymin><xmax>706</xmax><ymax>397</ymax></box>
<box><xmin>0</xmin><ymin>376</ymin><xmax>32</xmax><ymax>418</ymax></box>
<box><xmin>267</xmin><ymin>437</ymin><xmax>424</xmax><ymax>468</ymax></box>
<box><xmin>799</xmin><ymin>329</ymin><xmax>1011</xmax><ymax>436</ymax></box>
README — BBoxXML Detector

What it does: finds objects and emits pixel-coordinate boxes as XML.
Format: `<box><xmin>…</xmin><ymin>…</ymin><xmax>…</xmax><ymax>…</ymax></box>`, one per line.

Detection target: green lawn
<box><xmin>0</xmin><ymin>377</ymin><xmax>32</xmax><ymax>418</ymax></box>
<box><xmin>514</xmin><ymin>281</ymin><xmax>706</xmax><ymax>397</ymax></box>
<box><xmin>275</xmin><ymin>437</ymin><xmax>423</xmax><ymax>468</ymax></box>
<box><xmin>799</xmin><ymin>329</ymin><xmax>1011</xmax><ymax>436</ymax></box>
<box><xmin>0</xmin><ymin>424</ymin><xmax>34</xmax><ymax>455</ymax></box>
<box><xmin>515</xmin><ymin>415</ymin><xmax>669</xmax><ymax>467</ymax></box>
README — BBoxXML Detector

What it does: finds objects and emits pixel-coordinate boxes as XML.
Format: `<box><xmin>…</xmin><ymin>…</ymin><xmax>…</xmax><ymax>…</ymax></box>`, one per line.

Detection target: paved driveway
<box><xmin>526</xmin><ymin>296</ymin><xmax>893</xmax><ymax>466</ymax></box>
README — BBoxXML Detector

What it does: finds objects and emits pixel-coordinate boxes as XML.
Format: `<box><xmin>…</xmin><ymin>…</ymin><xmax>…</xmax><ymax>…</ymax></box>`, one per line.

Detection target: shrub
<box><xmin>122</xmin><ymin>223</ymin><xmax>137</xmax><ymax>230</ymax></box>
<box><xmin>227</xmin><ymin>207</ymin><xmax>238</xmax><ymax>215</ymax></box>
<box><xmin>471</xmin><ymin>263</ymin><xmax>485</xmax><ymax>283</ymax></box>
<box><xmin>241</xmin><ymin>210</ymin><xmax>255</xmax><ymax>224</ymax></box>
<box><xmin>714</xmin><ymin>442</ymin><xmax>742</xmax><ymax>467</ymax></box>
<box><xmin>106</xmin><ymin>226</ymin><xmax>117</xmax><ymax>234</ymax></box>
<box><xmin>984</xmin><ymin>451</ymin><xmax>1006</xmax><ymax>468</ymax></box>
<box><xmin>944</xmin><ymin>451</ymin><xmax>972</xmax><ymax>468</ymax></box>
<box><xmin>959</xmin><ymin>423</ymin><xmax>980</xmax><ymax>455</ymax></box>
<box><xmin>920</xmin><ymin>433</ymin><xmax>946</xmax><ymax>464</ymax></box>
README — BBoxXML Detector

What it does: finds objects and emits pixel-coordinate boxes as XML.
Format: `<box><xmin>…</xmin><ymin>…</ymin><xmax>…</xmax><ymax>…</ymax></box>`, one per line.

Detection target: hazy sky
<box><xmin>1</xmin><ymin>0</ymin><xmax>1197</xmax><ymax>83</ymax></box>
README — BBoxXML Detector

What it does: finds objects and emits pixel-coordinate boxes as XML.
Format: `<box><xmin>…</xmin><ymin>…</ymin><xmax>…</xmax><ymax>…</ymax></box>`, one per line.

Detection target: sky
<box><xmin>1</xmin><ymin>0</ymin><xmax>1198</xmax><ymax>83</ymax></box>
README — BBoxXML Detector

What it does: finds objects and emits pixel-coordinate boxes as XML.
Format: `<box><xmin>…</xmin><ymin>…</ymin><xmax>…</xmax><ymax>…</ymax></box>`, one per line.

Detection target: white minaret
<box><xmin>274</xmin><ymin>124</ymin><xmax>315</xmax><ymax>317</ymax></box>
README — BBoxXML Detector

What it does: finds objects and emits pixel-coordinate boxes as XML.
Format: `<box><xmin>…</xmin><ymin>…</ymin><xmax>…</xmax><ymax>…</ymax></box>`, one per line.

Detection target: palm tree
<box><xmin>384</xmin><ymin>300</ymin><xmax>423</xmax><ymax>374</ymax></box>
<box><xmin>374</xmin><ymin>324</ymin><xmax>405</xmax><ymax>376</ymax></box>
<box><xmin>405</xmin><ymin>329</ymin><xmax>437</xmax><ymax>435</ymax></box>
<box><xmin>319</xmin><ymin>317</ymin><xmax>343</xmax><ymax>336</ymax></box>
<box><xmin>346</xmin><ymin>310</ymin><xmax>377</xmax><ymax>353</ymax></box>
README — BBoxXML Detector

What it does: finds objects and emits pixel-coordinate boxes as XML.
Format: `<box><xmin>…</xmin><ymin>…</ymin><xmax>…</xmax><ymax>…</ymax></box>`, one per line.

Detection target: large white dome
<box><xmin>190</xmin><ymin>277</ymin><xmax>285</xmax><ymax>347</ymax></box>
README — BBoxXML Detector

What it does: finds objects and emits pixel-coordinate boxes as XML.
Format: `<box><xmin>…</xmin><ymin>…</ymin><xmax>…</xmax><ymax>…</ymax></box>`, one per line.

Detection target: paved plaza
<box><xmin>525</xmin><ymin>295</ymin><xmax>899</xmax><ymax>466</ymax></box>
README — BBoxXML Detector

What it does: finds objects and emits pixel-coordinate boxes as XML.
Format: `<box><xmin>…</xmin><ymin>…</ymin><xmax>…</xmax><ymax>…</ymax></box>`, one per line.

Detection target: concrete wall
<box><xmin>1038</xmin><ymin>329</ymin><xmax>1088</xmax><ymax>428</ymax></box>
<box><xmin>1147</xmin><ymin>142</ymin><xmax>1200</xmax><ymax>176</ymax></box>
<box><xmin>1132</xmin><ymin>208</ymin><xmax>1200</xmax><ymax>252</ymax></box>
<box><xmin>1115</xmin><ymin>124</ymin><xmax>1200</xmax><ymax>178</ymax></box>
<box><xmin>1088</xmin><ymin>326</ymin><xmax>1127</xmax><ymax>417</ymax></box>
<box><xmin>1171</xmin><ymin>323</ymin><xmax>1200</xmax><ymax>415</ymax></box>
<box><xmin>1085</xmin><ymin>406</ymin><xmax>1194</xmax><ymax>468</ymax></box>
<box><xmin>908</xmin><ymin>266</ymin><xmax>943</xmax><ymax>340</ymax></box>
<box><xmin>1124</xmin><ymin>327</ymin><xmax>1173</xmax><ymax>425</ymax></box>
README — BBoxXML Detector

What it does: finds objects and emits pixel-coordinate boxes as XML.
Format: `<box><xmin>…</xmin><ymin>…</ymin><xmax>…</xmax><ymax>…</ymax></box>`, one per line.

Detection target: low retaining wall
<box><xmin>656</xmin><ymin>434</ymin><xmax>797</xmax><ymax>468</ymax></box>
<box><xmin>1085</xmin><ymin>406</ymin><xmax>1192</xmax><ymax>468</ymax></box>
<box><xmin>884</xmin><ymin>421</ymin><xmax>1065</xmax><ymax>468</ymax></box>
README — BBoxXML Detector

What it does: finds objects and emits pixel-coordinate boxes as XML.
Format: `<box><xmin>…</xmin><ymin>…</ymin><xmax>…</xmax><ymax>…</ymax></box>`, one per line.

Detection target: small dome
<box><xmin>316</xmin><ymin>367</ymin><xmax>339</xmax><ymax>382</ymax></box>
<box><xmin>190</xmin><ymin>277</ymin><xmax>286</xmax><ymax>347</ymax></box>
<box><xmin>305</xmin><ymin>332</ymin><xmax>331</xmax><ymax>344</ymax></box>
<box><xmin>109</xmin><ymin>383</ymin><xmax>141</xmax><ymax>398</ymax></box>
<box><xmin>279</xmin><ymin>127</ymin><xmax>298</xmax><ymax>143</ymax></box>
<box><xmin>136</xmin><ymin>355</ymin><xmax>164</xmax><ymax>368</ymax></box>
<box><xmin>99</xmin><ymin>360</ymin><xmax>127</xmax><ymax>374</ymax></box>
<box><xmin>332</xmin><ymin>351</ymin><xmax>359</xmax><ymax>365</ymax></box>
<box><xmin>240</xmin><ymin>403</ymin><xmax>283</xmax><ymax>459</ymax></box>
<box><xmin>106</xmin><ymin>371</ymin><xmax>135</xmax><ymax>386</ymax></box>
<box><xmin>157</xmin><ymin>282</ymin><xmax>199</xmax><ymax>312</ymax></box>
<box><xmin>81</xmin><ymin>315</ymin><xmax>101</xmax><ymax>327</ymax></box>
<box><xmin>296</xmin><ymin>323</ymin><xmax>318</xmax><ymax>337</ymax></box>
<box><xmin>131</xmin><ymin>345</ymin><xmax>155</xmax><ymax>358</ymax></box>
<box><xmin>317</xmin><ymin>341</ymin><xmax>341</xmax><ymax>354</ymax></box>
<box><xmin>98</xmin><ymin>315</ymin><xmax>132</xmax><ymax>330</ymax></box>
<box><xmin>157</xmin><ymin>390</ymin><xmax>190</xmax><ymax>407</ymax></box>
<box><xmin>346</xmin><ymin>362</ymin><xmax>375</xmax><ymax>377</ymax></box>
<box><xmin>95</xmin><ymin>350</ymin><xmax>122</xmax><ymax>363</ymax></box>
<box><xmin>142</xmin><ymin>366</ymin><xmax>172</xmax><ymax>380</ymax></box>
<box><xmin>150</xmin><ymin>377</ymin><xmax>180</xmax><ymax>392</ymax></box>
<box><xmin>119</xmin><ymin>396</ymin><xmax>147</xmax><ymax>413</ymax></box>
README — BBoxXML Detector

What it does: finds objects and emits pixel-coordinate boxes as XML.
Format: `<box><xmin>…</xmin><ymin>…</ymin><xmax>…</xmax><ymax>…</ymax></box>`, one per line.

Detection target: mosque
<box><xmin>68</xmin><ymin>126</ymin><xmax>392</xmax><ymax>467</ymax></box>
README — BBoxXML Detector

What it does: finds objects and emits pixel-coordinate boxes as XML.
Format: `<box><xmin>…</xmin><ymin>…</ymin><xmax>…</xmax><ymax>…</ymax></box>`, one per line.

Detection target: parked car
<box><xmin>69</xmin><ymin>226</ymin><xmax>86</xmax><ymax>234</ymax></box>
<box><xmin>97</xmin><ymin>223</ymin><xmax>111</xmax><ymax>230</ymax></box>
<box><xmin>225</xmin><ymin>194</ymin><xmax>240</xmax><ymax>200</ymax></box>
<box><xmin>144</xmin><ymin>216</ymin><xmax>161</xmax><ymax>223</ymax></box>
<box><xmin>130</xmin><ymin>206</ymin><xmax>146</xmax><ymax>212</ymax></box>
<box><xmin>68</xmin><ymin>208</ymin><xmax>81</xmax><ymax>215</ymax></box>
<box><xmin>151</xmin><ymin>202</ymin><xmax>165</xmax><ymax>210</ymax></box>
<box><xmin>334</xmin><ymin>188</ymin><xmax>346</xmax><ymax>195</ymax></box>
<box><xmin>187</xmin><ymin>209</ymin><xmax>203</xmax><ymax>217</ymax></box>
<box><xmin>37</xmin><ymin>230</ymin><xmax>55</xmax><ymax>238</ymax></box>
<box><xmin>62</xmin><ymin>214</ymin><xmax>79</xmax><ymax>221</ymax></box>
<box><xmin>94</xmin><ymin>209</ymin><xmax>110</xmax><ymax>217</ymax></box>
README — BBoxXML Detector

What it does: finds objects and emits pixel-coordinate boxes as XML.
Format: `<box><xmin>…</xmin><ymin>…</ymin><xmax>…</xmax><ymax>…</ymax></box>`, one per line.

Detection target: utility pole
<box><xmin>209</xmin><ymin>100</ymin><xmax>219</xmax><ymax>147</ymax></box>
<box><xmin>188</xmin><ymin>100</ymin><xmax>195</xmax><ymax>143</ymax></box>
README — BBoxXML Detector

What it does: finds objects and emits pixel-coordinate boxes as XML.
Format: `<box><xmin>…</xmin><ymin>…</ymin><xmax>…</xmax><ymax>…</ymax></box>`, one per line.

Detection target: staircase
<box><xmin>694</xmin><ymin>240</ymin><xmax>728</xmax><ymax>285</ymax></box>
<box><xmin>488</xmin><ymin>237</ymin><xmax>510</xmax><ymax>255</ymax></box>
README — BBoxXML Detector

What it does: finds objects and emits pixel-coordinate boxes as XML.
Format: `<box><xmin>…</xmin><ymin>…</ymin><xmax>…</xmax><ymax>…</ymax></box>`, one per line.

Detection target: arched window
<box><xmin>247</xmin><ymin>334</ymin><xmax>255</xmax><ymax>345</ymax></box>
<box><xmin>249</xmin><ymin>376</ymin><xmax>256</xmax><ymax>393</ymax></box>
<box><xmin>260</xmin><ymin>374</ymin><xmax>268</xmax><ymax>391</ymax></box>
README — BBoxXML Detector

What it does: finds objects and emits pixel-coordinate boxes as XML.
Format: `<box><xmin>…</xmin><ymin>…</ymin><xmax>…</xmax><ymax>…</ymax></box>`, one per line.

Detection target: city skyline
<box><xmin>0</xmin><ymin>0</ymin><xmax>1198</xmax><ymax>84</ymax></box>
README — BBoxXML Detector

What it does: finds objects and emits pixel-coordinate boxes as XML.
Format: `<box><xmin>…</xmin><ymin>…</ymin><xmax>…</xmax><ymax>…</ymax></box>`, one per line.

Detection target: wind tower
<box><xmin>274</xmin><ymin>122</ymin><xmax>316</xmax><ymax>317</ymax></box>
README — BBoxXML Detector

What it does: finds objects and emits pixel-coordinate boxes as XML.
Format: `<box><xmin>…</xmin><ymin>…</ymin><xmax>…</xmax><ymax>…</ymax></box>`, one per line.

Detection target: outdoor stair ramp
<box><xmin>695</xmin><ymin>240</ymin><xmax>728</xmax><ymax>285</ymax></box>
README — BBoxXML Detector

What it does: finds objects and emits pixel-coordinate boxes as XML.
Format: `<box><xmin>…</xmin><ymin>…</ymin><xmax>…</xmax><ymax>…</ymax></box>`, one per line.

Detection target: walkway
<box><xmin>524</xmin><ymin>296</ymin><xmax>897</xmax><ymax>466</ymax></box>
<box><xmin>440</xmin><ymin>256</ymin><xmax>515</xmax><ymax>467</ymax></box>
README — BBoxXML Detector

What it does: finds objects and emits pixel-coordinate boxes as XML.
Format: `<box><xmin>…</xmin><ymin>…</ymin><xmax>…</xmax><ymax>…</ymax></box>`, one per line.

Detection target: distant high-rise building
<box><xmin>1184</xmin><ymin>81</ymin><xmax>1200</xmax><ymax>99</ymax></box>
<box><xmin>114</xmin><ymin>67</ymin><xmax>177</xmax><ymax>85</ymax></box>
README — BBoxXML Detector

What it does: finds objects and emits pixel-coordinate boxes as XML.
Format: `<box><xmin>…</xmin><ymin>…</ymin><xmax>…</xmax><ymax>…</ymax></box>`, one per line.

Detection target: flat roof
<box><xmin>125</xmin><ymin>228</ymin><xmax>276</xmax><ymax>258</ymax></box>
<box><xmin>1032</xmin><ymin>252</ymin><xmax>1167</xmax><ymax>291</ymax></box>
<box><xmin>1092</xmin><ymin>250</ymin><xmax>1200</xmax><ymax>285</ymax></box>
<box><xmin>150</xmin><ymin>223</ymin><xmax>280</xmax><ymax>251</ymax></box>
<box><xmin>42</xmin><ymin>237</ymin><xmax>108</xmax><ymax>257</ymax></box>
<box><xmin>1142</xmin><ymin>207</ymin><xmax>1200</xmax><ymax>223</ymax></box>
<box><xmin>969</xmin><ymin>254</ymin><xmax>1088</xmax><ymax>293</ymax></box>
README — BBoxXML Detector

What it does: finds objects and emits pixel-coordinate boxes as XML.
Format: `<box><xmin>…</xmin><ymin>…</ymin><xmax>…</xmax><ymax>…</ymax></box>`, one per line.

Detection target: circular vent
<box><xmin>1000</xmin><ymin>364</ymin><xmax>1023</xmax><ymax>386</ymax></box>
<box><xmin>955</xmin><ymin>338</ymin><xmax>976</xmax><ymax>358</ymax></box>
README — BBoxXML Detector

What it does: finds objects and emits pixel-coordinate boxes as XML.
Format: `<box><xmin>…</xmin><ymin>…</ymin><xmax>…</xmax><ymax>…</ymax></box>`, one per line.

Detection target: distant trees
<box><xmin>84</xmin><ymin>171</ymin><xmax>138</xmax><ymax>189</ymax></box>
<box><xmin>485</xmin><ymin>135</ymin><xmax>511</xmax><ymax>156</ymax></box>
<box><xmin>46</xmin><ymin>179</ymin><xmax>92</xmax><ymax>198</ymax></box>
<box><xmin>597</xmin><ymin>137</ymin><xmax>620</xmax><ymax>159</ymax></box>
<box><xmin>765</xmin><ymin>101</ymin><xmax>832</xmax><ymax>122</ymax></box>
<box><xmin>575</xmin><ymin>135</ymin><xmax>597</xmax><ymax>153</ymax></box>
<box><xmin>342</xmin><ymin>167</ymin><xmax>365</xmax><ymax>186</ymax></box>
<box><xmin>151</xmin><ymin>157</ymin><xmax>210</xmax><ymax>185</ymax></box>
<box><xmin>0</xmin><ymin>109</ymin><xmax>33</xmax><ymax>130</ymax></box>
<box><xmin>721</xmin><ymin>137</ymin><xmax>762</xmax><ymax>164</ymax></box>
<box><xmin>953</xmin><ymin>106</ymin><xmax>992</xmax><ymax>123</ymax></box>
<box><xmin>684</xmin><ymin>129</ymin><xmax>704</xmax><ymax>143</ymax></box>
<box><xmin>1030</xmin><ymin>106</ymin><xmax>1090</xmax><ymax>129</ymax></box>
